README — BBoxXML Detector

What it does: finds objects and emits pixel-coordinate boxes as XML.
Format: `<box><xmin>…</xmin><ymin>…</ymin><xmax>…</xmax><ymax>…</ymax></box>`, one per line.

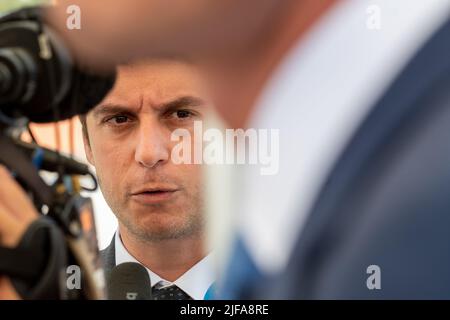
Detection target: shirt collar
<box><xmin>114</xmin><ymin>230</ymin><xmax>215</xmax><ymax>300</ymax></box>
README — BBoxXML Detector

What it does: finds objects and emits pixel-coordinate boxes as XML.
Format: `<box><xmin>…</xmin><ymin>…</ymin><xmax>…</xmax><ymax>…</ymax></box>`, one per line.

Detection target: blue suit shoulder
<box><xmin>270</xmin><ymin>18</ymin><xmax>450</xmax><ymax>299</ymax></box>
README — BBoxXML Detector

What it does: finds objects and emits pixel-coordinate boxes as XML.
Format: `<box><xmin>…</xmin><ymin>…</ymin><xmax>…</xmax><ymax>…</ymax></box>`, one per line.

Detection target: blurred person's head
<box><xmin>49</xmin><ymin>0</ymin><xmax>336</xmax><ymax>127</ymax></box>
<box><xmin>81</xmin><ymin>59</ymin><xmax>212</xmax><ymax>244</ymax></box>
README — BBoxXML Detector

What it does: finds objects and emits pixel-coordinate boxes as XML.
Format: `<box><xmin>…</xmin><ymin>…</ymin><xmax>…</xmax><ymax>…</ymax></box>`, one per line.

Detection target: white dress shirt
<box><xmin>215</xmin><ymin>0</ymin><xmax>450</xmax><ymax>276</ymax></box>
<box><xmin>114</xmin><ymin>230</ymin><xmax>215</xmax><ymax>300</ymax></box>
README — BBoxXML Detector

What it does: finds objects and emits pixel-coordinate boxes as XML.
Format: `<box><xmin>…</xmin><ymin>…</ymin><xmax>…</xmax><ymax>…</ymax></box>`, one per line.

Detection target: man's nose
<box><xmin>134</xmin><ymin>119</ymin><xmax>170</xmax><ymax>169</ymax></box>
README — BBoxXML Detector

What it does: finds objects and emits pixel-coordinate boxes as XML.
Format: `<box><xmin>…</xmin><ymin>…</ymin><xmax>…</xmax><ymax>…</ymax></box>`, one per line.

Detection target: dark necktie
<box><xmin>152</xmin><ymin>284</ymin><xmax>193</xmax><ymax>300</ymax></box>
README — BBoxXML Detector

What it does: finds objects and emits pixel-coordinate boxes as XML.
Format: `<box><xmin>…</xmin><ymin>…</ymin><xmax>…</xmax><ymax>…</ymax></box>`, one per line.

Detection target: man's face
<box><xmin>84</xmin><ymin>60</ymin><xmax>211</xmax><ymax>242</ymax></box>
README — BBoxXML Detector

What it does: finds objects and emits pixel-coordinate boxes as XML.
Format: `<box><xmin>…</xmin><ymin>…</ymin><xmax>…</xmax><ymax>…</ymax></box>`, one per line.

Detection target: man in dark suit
<box><xmin>0</xmin><ymin>58</ymin><xmax>216</xmax><ymax>300</ymax></box>
<box><xmin>218</xmin><ymin>2</ymin><xmax>450</xmax><ymax>299</ymax></box>
<box><xmin>181</xmin><ymin>0</ymin><xmax>449</xmax><ymax>299</ymax></box>
<box><xmin>80</xmin><ymin>59</ymin><xmax>215</xmax><ymax>300</ymax></box>
<box><xmin>267</xmin><ymin>16</ymin><xmax>450</xmax><ymax>299</ymax></box>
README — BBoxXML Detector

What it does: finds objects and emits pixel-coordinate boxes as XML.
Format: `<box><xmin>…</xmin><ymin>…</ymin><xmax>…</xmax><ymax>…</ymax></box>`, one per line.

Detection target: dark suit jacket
<box><xmin>264</xmin><ymin>18</ymin><xmax>450</xmax><ymax>299</ymax></box>
<box><xmin>100</xmin><ymin>237</ymin><xmax>115</xmax><ymax>282</ymax></box>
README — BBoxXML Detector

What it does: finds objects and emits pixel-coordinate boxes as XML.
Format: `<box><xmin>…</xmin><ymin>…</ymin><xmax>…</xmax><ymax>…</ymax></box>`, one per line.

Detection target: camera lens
<box><xmin>0</xmin><ymin>48</ymin><xmax>37</xmax><ymax>108</ymax></box>
<box><xmin>0</xmin><ymin>62</ymin><xmax>12</xmax><ymax>95</ymax></box>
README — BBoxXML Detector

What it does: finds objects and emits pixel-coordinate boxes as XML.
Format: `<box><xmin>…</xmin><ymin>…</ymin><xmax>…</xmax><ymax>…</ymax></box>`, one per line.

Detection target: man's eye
<box><xmin>108</xmin><ymin>115</ymin><xmax>129</xmax><ymax>124</ymax></box>
<box><xmin>173</xmin><ymin>110</ymin><xmax>193</xmax><ymax>119</ymax></box>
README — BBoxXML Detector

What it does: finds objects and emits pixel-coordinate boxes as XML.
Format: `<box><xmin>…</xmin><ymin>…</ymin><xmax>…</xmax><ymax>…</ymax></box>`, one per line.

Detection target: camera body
<box><xmin>0</xmin><ymin>6</ymin><xmax>115</xmax><ymax>124</ymax></box>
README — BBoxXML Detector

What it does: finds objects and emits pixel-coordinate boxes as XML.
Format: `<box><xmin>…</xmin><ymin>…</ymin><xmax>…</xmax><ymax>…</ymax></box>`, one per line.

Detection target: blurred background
<box><xmin>0</xmin><ymin>0</ymin><xmax>50</xmax><ymax>12</ymax></box>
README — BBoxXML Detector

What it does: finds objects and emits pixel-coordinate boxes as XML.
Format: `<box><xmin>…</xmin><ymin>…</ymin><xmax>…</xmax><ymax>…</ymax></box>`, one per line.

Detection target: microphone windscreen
<box><xmin>107</xmin><ymin>262</ymin><xmax>152</xmax><ymax>300</ymax></box>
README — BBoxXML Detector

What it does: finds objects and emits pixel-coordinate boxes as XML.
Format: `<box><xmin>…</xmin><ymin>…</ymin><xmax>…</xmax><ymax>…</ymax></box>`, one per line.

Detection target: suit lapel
<box><xmin>100</xmin><ymin>236</ymin><xmax>116</xmax><ymax>281</ymax></box>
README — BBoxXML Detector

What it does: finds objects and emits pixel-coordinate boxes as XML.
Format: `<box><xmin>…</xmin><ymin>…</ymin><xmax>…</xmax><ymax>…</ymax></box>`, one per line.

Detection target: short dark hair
<box><xmin>79</xmin><ymin>114</ymin><xmax>89</xmax><ymax>143</ymax></box>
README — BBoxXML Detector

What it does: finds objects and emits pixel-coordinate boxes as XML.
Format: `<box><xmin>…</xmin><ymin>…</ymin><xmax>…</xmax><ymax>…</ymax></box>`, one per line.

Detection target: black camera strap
<box><xmin>0</xmin><ymin>217</ymin><xmax>67</xmax><ymax>299</ymax></box>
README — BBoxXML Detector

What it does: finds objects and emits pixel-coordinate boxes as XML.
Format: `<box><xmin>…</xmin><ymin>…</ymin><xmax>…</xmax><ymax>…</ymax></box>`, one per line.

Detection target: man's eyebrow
<box><xmin>160</xmin><ymin>96</ymin><xmax>206</xmax><ymax>112</ymax></box>
<box><xmin>92</xmin><ymin>104</ymin><xmax>135</xmax><ymax>118</ymax></box>
<box><xmin>92</xmin><ymin>96</ymin><xmax>206</xmax><ymax>118</ymax></box>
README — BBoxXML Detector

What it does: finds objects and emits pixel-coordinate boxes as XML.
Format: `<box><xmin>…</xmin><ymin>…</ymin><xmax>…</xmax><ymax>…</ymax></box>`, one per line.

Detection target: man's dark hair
<box><xmin>79</xmin><ymin>114</ymin><xmax>89</xmax><ymax>143</ymax></box>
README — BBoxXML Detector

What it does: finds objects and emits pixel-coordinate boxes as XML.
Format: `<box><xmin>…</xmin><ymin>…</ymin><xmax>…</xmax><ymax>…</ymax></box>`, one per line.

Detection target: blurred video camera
<box><xmin>0</xmin><ymin>6</ymin><xmax>116</xmax><ymax>299</ymax></box>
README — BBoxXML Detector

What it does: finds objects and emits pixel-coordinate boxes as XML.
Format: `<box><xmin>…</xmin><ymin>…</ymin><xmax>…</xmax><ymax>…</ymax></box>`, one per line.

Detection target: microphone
<box><xmin>13</xmin><ymin>139</ymin><xmax>90</xmax><ymax>175</ymax></box>
<box><xmin>107</xmin><ymin>262</ymin><xmax>152</xmax><ymax>300</ymax></box>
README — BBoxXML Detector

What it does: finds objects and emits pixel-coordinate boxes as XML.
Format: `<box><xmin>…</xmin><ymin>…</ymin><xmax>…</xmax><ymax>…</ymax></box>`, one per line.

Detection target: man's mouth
<box><xmin>130</xmin><ymin>187</ymin><xmax>179</xmax><ymax>204</ymax></box>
